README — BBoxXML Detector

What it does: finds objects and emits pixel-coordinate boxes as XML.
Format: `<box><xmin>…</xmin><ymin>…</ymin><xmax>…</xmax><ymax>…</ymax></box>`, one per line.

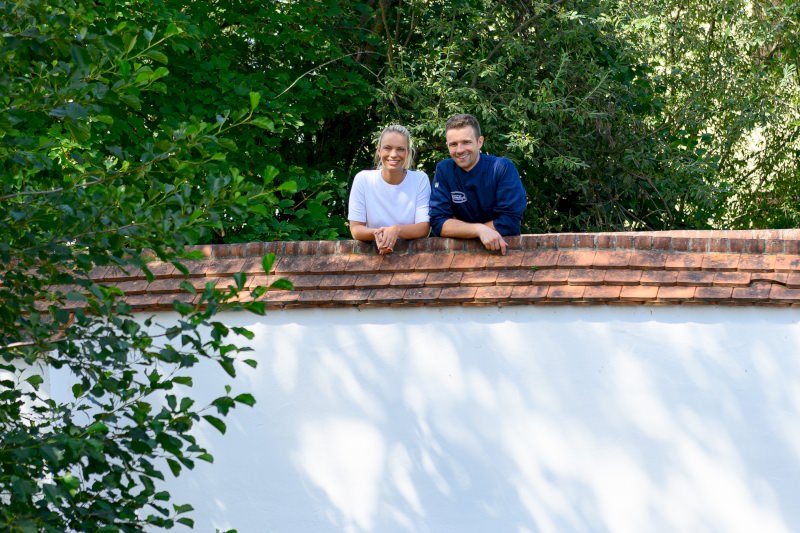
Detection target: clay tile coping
<box><xmin>82</xmin><ymin>230</ymin><xmax>800</xmax><ymax>310</ymax></box>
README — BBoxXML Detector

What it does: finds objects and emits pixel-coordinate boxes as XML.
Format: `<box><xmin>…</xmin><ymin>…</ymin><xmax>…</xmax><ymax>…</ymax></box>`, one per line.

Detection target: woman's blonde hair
<box><xmin>374</xmin><ymin>124</ymin><xmax>416</xmax><ymax>169</ymax></box>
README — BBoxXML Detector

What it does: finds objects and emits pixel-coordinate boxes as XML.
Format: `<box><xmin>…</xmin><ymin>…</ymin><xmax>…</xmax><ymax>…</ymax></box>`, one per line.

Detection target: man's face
<box><xmin>446</xmin><ymin>126</ymin><xmax>484</xmax><ymax>172</ymax></box>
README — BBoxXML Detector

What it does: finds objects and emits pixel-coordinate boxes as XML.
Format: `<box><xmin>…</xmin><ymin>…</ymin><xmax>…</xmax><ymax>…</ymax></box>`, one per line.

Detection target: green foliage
<box><xmin>137</xmin><ymin>0</ymin><xmax>383</xmax><ymax>241</ymax></box>
<box><xmin>0</xmin><ymin>0</ymin><xmax>289</xmax><ymax>529</ymax></box>
<box><xmin>610</xmin><ymin>0</ymin><xmax>800</xmax><ymax>228</ymax></box>
<box><xmin>374</xmin><ymin>0</ymin><xmax>725</xmax><ymax>231</ymax></box>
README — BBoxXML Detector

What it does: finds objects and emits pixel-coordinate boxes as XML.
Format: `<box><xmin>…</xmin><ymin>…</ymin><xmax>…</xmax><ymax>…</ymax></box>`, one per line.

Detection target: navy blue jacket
<box><xmin>429</xmin><ymin>154</ymin><xmax>527</xmax><ymax>236</ymax></box>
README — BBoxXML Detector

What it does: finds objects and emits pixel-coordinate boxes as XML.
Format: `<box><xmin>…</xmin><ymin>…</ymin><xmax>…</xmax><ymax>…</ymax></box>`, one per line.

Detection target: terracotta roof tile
<box><xmin>640</xmin><ymin>270</ymin><xmax>678</xmax><ymax>286</ymax></box>
<box><xmin>354</xmin><ymin>273</ymin><xmax>394</xmax><ymax>288</ymax></box>
<box><xmin>345</xmin><ymin>254</ymin><xmax>383</xmax><ymax>273</ymax></box>
<box><xmin>694</xmin><ymin>286</ymin><xmax>733</xmax><ymax>302</ymax></box>
<box><xmin>713</xmin><ymin>272</ymin><xmax>751</xmax><ymax>287</ymax></box>
<box><xmin>702</xmin><ymin>254</ymin><xmax>740</xmax><ymax>271</ymax></box>
<box><xmin>774</xmin><ymin>254</ymin><xmax>800</xmax><ymax>272</ymax></box>
<box><xmin>567</xmin><ymin>268</ymin><xmax>606</xmax><ymax>286</ymax></box>
<box><xmin>461</xmin><ymin>271</ymin><xmax>499</xmax><ymax>286</ymax></box>
<box><xmin>620</xmin><ymin>285</ymin><xmax>659</xmax><ymax>301</ymax></box>
<box><xmin>439</xmin><ymin>286</ymin><xmax>478</xmax><ymax>302</ymax></box>
<box><xmin>319</xmin><ymin>274</ymin><xmax>357</xmax><ymax>289</ymax></box>
<box><xmin>532</xmin><ymin>269</ymin><xmax>569</xmax><ymax>285</ymax></box>
<box><xmin>510</xmin><ymin>285</ymin><xmax>548</xmax><ymax>302</ymax></box>
<box><xmin>146</xmin><ymin>261</ymin><xmax>176</xmax><ymax>278</ymax></box>
<box><xmin>768</xmin><ymin>285</ymin><xmax>800</xmax><ymax>304</ymax></box>
<box><xmin>379</xmin><ymin>253</ymin><xmax>420</xmax><ymax>272</ymax></box>
<box><xmin>657</xmin><ymin>286</ymin><xmax>696</xmax><ymax>302</ymax></box>
<box><xmin>486</xmin><ymin>251</ymin><xmax>524</xmax><ymax>269</ymax></box>
<box><xmin>548</xmin><ymin>285</ymin><xmax>585</xmax><ymax>300</ymax></box>
<box><xmin>497</xmin><ymin>269</ymin><xmax>534</xmax><ymax>285</ymax></box>
<box><xmin>604</xmin><ymin>270</ymin><xmax>643</xmax><ymax>286</ymax></box>
<box><xmin>287</xmin><ymin>275</ymin><xmax>324</xmax><ymax>290</ymax></box>
<box><xmin>81</xmin><ymin>230</ymin><xmax>800</xmax><ymax>309</ymax></box>
<box><xmin>592</xmin><ymin>251</ymin><xmax>631</xmax><ymax>269</ymax></box>
<box><xmin>583</xmin><ymin>285</ymin><xmax>622</xmax><ymax>301</ymax></box>
<box><xmin>557</xmin><ymin>250</ymin><xmax>596</xmax><ymax>268</ymax></box>
<box><xmin>474</xmin><ymin>285</ymin><xmax>514</xmax><ymax>302</ymax></box>
<box><xmin>390</xmin><ymin>272</ymin><xmax>428</xmax><ymax>288</ymax></box>
<box><xmin>404</xmin><ymin>287</ymin><xmax>442</xmax><ymax>303</ymax></box>
<box><xmin>629</xmin><ymin>251</ymin><xmax>669</xmax><ymax>270</ymax></box>
<box><xmin>732</xmin><ymin>283</ymin><xmax>772</xmax><ymax>303</ymax></box>
<box><xmin>334</xmin><ymin>288</ymin><xmax>373</xmax><ymax>305</ymax></box>
<box><xmin>676</xmin><ymin>271</ymin><xmax>716</xmax><ymax>287</ymax></box>
<box><xmin>424</xmin><ymin>272</ymin><xmax>463</xmax><ymax>287</ymax></box>
<box><xmin>204</xmin><ymin>258</ymin><xmax>247</xmax><ymax>276</ymax></box>
<box><xmin>368</xmin><ymin>287</ymin><xmax>407</xmax><ymax>304</ymax></box>
<box><xmin>665</xmin><ymin>254</ymin><xmax>704</xmax><ymax>271</ymax></box>
<box><xmin>415</xmin><ymin>252</ymin><xmax>454</xmax><ymax>271</ymax></box>
<box><xmin>451</xmin><ymin>253</ymin><xmax>488</xmax><ymax>271</ymax></box>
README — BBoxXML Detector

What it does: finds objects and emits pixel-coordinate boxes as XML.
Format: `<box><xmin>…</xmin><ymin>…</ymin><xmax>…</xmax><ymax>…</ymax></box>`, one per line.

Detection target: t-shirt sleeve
<box><xmin>429</xmin><ymin>164</ymin><xmax>453</xmax><ymax>236</ymax></box>
<box><xmin>414</xmin><ymin>172</ymin><xmax>431</xmax><ymax>224</ymax></box>
<box><xmin>347</xmin><ymin>172</ymin><xmax>367</xmax><ymax>223</ymax></box>
<box><xmin>492</xmin><ymin>160</ymin><xmax>527</xmax><ymax>236</ymax></box>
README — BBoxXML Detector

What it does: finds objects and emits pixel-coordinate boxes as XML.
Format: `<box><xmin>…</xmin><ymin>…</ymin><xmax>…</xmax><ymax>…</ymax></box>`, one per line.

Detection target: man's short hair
<box><xmin>445</xmin><ymin>114</ymin><xmax>482</xmax><ymax>138</ymax></box>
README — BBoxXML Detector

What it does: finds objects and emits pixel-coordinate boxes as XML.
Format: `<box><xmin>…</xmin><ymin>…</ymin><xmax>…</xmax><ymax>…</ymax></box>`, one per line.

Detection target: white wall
<box><xmin>50</xmin><ymin>306</ymin><xmax>800</xmax><ymax>532</ymax></box>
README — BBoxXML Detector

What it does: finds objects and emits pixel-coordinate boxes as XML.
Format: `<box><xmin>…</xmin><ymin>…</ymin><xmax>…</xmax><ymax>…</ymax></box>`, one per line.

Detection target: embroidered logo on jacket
<box><xmin>451</xmin><ymin>191</ymin><xmax>467</xmax><ymax>203</ymax></box>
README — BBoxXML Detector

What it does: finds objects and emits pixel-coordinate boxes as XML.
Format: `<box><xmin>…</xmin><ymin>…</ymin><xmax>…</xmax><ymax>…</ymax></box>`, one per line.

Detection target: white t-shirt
<box><xmin>348</xmin><ymin>169</ymin><xmax>431</xmax><ymax>228</ymax></box>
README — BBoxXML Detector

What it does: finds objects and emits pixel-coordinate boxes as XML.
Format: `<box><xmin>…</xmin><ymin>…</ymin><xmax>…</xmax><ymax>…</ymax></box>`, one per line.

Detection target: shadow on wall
<box><xmin>52</xmin><ymin>306</ymin><xmax>800</xmax><ymax>533</ymax></box>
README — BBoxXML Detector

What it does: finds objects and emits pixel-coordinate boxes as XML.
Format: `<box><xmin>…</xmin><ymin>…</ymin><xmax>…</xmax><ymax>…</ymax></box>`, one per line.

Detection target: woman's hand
<box><xmin>374</xmin><ymin>226</ymin><xmax>399</xmax><ymax>255</ymax></box>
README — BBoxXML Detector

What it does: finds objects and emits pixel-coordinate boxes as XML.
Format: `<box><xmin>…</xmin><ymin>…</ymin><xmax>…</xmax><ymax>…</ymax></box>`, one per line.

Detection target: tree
<box><xmin>0</xmin><ymin>1</ymin><xmax>286</xmax><ymax>529</ymax></box>
<box><xmin>608</xmin><ymin>0</ymin><xmax>800</xmax><ymax>228</ymax></box>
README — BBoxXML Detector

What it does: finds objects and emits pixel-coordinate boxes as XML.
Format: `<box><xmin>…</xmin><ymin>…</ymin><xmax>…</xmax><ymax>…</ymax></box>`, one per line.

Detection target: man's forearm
<box><xmin>440</xmin><ymin>218</ymin><xmax>485</xmax><ymax>238</ymax></box>
<box><xmin>440</xmin><ymin>218</ymin><xmax>496</xmax><ymax>238</ymax></box>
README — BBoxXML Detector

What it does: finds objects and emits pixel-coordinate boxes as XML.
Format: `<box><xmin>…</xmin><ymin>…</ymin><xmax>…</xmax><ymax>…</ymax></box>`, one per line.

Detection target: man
<box><xmin>429</xmin><ymin>114</ymin><xmax>527</xmax><ymax>255</ymax></box>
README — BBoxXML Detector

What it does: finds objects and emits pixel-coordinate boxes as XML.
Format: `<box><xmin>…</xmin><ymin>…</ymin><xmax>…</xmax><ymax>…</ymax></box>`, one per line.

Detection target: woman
<box><xmin>348</xmin><ymin>124</ymin><xmax>431</xmax><ymax>254</ymax></box>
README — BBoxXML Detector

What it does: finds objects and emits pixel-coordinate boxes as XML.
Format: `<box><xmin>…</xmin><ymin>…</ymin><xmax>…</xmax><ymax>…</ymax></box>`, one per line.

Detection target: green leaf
<box><xmin>118</xmin><ymin>92</ymin><xmax>142</xmax><ymax>110</ymax></box>
<box><xmin>277</xmin><ymin>180</ymin><xmax>297</xmax><ymax>194</ymax></box>
<box><xmin>249</xmin><ymin>91</ymin><xmax>261</xmax><ymax>111</ymax></box>
<box><xmin>144</xmin><ymin>50</ymin><xmax>169</xmax><ymax>64</ymax></box>
<box><xmin>262</xmin><ymin>166</ymin><xmax>279</xmax><ymax>186</ymax></box>
<box><xmin>234</xmin><ymin>393</ymin><xmax>256</xmax><ymax>407</ymax></box>
<box><xmin>233</xmin><ymin>272</ymin><xmax>246</xmax><ymax>290</ymax></box>
<box><xmin>203</xmin><ymin>415</ymin><xmax>226</xmax><ymax>434</ymax></box>
<box><xmin>176</xmin><ymin>517</ymin><xmax>195</xmax><ymax>528</ymax></box>
<box><xmin>173</xmin><ymin>503</ymin><xmax>193</xmax><ymax>514</ymax></box>
<box><xmin>269</xmin><ymin>278</ymin><xmax>293</xmax><ymax>290</ymax></box>
<box><xmin>25</xmin><ymin>374</ymin><xmax>44</xmax><ymax>389</ymax></box>
<box><xmin>167</xmin><ymin>458</ymin><xmax>182</xmax><ymax>476</ymax></box>
<box><xmin>262</xmin><ymin>252</ymin><xmax>276</xmax><ymax>273</ymax></box>
<box><xmin>250</xmin><ymin>116</ymin><xmax>274</xmax><ymax>131</ymax></box>
<box><xmin>164</xmin><ymin>22</ymin><xmax>183</xmax><ymax>37</ymax></box>
<box><xmin>243</xmin><ymin>359</ymin><xmax>258</xmax><ymax>368</ymax></box>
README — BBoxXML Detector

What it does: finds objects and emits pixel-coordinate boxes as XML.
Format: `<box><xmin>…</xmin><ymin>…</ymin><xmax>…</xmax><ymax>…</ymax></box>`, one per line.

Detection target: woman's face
<box><xmin>378</xmin><ymin>132</ymin><xmax>409</xmax><ymax>170</ymax></box>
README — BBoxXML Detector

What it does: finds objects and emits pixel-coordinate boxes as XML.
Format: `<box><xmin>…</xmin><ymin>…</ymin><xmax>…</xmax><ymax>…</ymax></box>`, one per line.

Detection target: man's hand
<box><xmin>477</xmin><ymin>224</ymin><xmax>508</xmax><ymax>255</ymax></box>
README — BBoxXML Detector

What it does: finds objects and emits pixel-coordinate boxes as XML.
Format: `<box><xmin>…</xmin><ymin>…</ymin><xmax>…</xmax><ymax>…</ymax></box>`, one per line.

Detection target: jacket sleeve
<box><xmin>491</xmin><ymin>160</ymin><xmax>527</xmax><ymax>236</ymax></box>
<box><xmin>428</xmin><ymin>164</ymin><xmax>453</xmax><ymax>236</ymax></box>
